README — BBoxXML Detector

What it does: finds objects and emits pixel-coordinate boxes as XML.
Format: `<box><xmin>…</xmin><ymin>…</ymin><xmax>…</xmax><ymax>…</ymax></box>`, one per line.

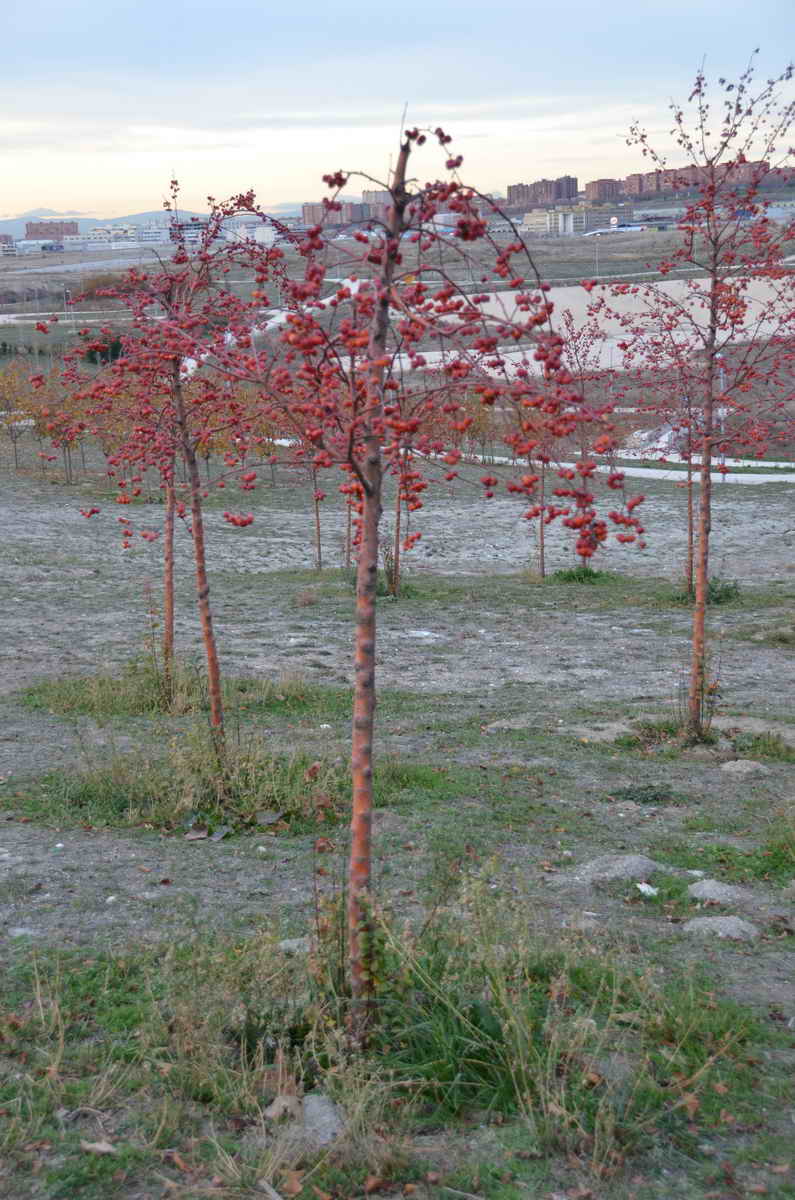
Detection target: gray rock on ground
<box><xmin>687</xmin><ymin>879</ymin><xmax>756</xmax><ymax>906</ymax></box>
<box><xmin>301</xmin><ymin>1093</ymin><xmax>345</xmax><ymax>1149</ymax></box>
<box><xmin>278</xmin><ymin>937</ymin><xmax>311</xmax><ymax>955</ymax></box>
<box><xmin>682</xmin><ymin>915</ymin><xmax>760</xmax><ymax>941</ymax></box>
<box><xmin>720</xmin><ymin>759</ymin><xmax>770</xmax><ymax>777</ymax></box>
<box><xmin>551</xmin><ymin>854</ymin><xmax>671</xmax><ymax>887</ymax></box>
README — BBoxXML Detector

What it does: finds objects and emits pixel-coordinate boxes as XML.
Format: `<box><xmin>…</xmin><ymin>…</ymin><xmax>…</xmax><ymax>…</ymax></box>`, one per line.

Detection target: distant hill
<box><xmin>0</xmin><ymin>208</ymin><xmax>207</xmax><ymax>240</ymax></box>
<box><xmin>0</xmin><ymin>203</ymin><xmax>306</xmax><ymax>240</ymax></box>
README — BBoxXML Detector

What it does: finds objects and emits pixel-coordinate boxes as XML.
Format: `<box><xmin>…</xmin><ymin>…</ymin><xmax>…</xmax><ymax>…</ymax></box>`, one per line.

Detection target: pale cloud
<box><xmin>3</xmin><ymin>0</ymin><xmax>791</xmax><ymax>214</ymax></box>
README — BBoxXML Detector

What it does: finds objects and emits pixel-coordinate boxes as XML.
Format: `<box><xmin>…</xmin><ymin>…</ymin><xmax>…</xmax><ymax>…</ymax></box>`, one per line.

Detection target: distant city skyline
<box><xmin>3</xmin><ymin>0</ymin><xmax>791</xmax><ymax>215</ymax></box>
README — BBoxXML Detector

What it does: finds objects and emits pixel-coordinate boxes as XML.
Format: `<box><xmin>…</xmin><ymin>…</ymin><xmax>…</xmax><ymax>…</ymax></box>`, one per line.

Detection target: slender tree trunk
<box><xmin>311</xmin><ymin>467</ymin><xmax>323</xmax><ymax>571</ymax></box>
<box><xmin>391</xmin><ymin>477</ymin><xmax>402</xmax><ymax>597</ymax></box>
<box><xmin>162</xmin><ymin>477</ymin><xmax>176</xmax><ymax>698</ymax></box>
<box><xmin>349</xmin><ymin>457</ymin><xmax>381</xmax><ymax>1010</ymax></box>
<box><xmin>347</xmin><ymin>139</ymin><xmax>410</xmax><ymax>1031</ymax></box>
<box><xmin>538</xmin><ymin>460</ymin><xmax>546</xmax><ymax>579</ymax></box>
<box><xmin>688</xmin><ymin>346</ymin><xmax>716</xmax><ymax>737</ymax></box>
<box><xmin>172</xmin><ymin>370</ymin><xmax>225</xmax><ymax>745</ymax></box>
<box><xmin>344</xmin><ymin>502</ymin><xmax>352</xmax><ymax>570</ymax></box>
<box><xmin>685</xmin><ymin>456</ymin><xmax>694</xmax><ymax>598</ymax></box>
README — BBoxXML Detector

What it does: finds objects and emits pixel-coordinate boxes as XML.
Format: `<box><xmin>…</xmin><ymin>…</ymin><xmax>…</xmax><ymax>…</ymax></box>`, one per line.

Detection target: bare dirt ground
<box><xmin>1</xmin><ymin>448</ymin><xmax>794</xmax><ymax>1198</ymax></box>
<box><xmin>1</xmin><ymin>450</ymin><xmax>793</xmax><ymax>958</ymax></box>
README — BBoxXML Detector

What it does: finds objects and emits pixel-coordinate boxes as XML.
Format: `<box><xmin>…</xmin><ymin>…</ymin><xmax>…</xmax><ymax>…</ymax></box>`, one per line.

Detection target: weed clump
<box><xmin>604</xmin><ymin>784</ymin><xmax>688</xmax><ymax>806</ymax></box>
<box><xmin>550</xmin><ymin>564</ymin><xmax>611</xmax><ymax>585</ymax></box>
<box><xmin>672</xmin><ymin>577</ymin><xmax>741</xmax><ymax>607</ymax></box>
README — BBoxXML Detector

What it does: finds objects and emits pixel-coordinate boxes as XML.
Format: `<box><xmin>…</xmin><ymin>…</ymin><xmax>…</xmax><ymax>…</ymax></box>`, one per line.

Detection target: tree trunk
<box><xmin>162</xmin><ymin>477</ymin><xmax>176</xmax><ymax>698</ymax></box>
<box><xmin>312</xmin><ymin>467</ymin><xmax>323</xmax><ymax>571</ymax></box>
<box><xmin>344</xmin><ymin>502</ymin><xmax>352</xmax><ymax>570</ymax></box>
<box><xmin>685</xmin><ymin>456</ymin><xmax>694</xmax><ymax>598</ymax></box>
<box><xmin>347</xmin><ymin>138</ymin><xmax>411</xmax><ymax>1033</ymax></box>
<box><xmin>349</xmin><ymin>457</ymin><xmax>381</xmax><ymax>1011</ymax></box>
<box><xmin>391</xmin><ymin>476</ymin><xmax>402</xmax><ymax>597</ymax></box>
<box><xmin>172</xmin><ymin>370</ymin><xmax>225</xmax><ymax>745</ymax></box>
<box><xmin>688</xmin><ymin>361</ymin><xmax>715</xmax><ymax>737</ymax></box>
<box><xmin>538</xmin><ymin>460</ymin><xmax>546</xmax><ymax>579</ymax></box>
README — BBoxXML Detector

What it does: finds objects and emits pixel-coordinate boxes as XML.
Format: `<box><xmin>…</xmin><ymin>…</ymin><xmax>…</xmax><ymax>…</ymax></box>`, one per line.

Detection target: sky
<box><xmin>2</xmin><ymin>0</ymin><xmax>792</xmax><ymax>218</ymax></box>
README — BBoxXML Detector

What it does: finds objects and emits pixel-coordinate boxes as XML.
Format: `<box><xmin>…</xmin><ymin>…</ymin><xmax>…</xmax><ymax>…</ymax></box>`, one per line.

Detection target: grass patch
<box><xmin>1</xmin><ymin>733</ymin><xmax>522</xmax><ymax>836</ymax></box>
<box><xmin>603</xmin><ymin>783</ymin><xmax>689</xmax><ymax>806</ymax></box>
<box><xmin>1</xmin><ymin>883</ymin><xmax>782</xmax><ymax>1199</ymax></box>
<box><xmin>652</xmin><ymin>825</ymin><xmax>795</xmax><ymax>886</ymax></box>
<box><xmin>20</xmin><ymin>661</ymin><xmax>345</xmax><ymax>722</ymax></box>
<box><xmin>19</xmin><ymin>664</ymin><xmax>434</xmax><ymax>729</ymax></box>
<box><xmin>549</xmin><ymin>564</ymin><xmax>612</xmax><ymax>585</ymax></box>
<box><xmin>613</xmin><ymin>718</ymin><xmax>688</xmax><ymax>753</ymax></box>
<box><xmin>601</xmin><ymin>872</ymin><xmax>699</xmax><ymax>921</ymax></box>
<box><xmin>732</xmin><ymin>731</ymin><xmax>795</xmax><ymax>763</ymax></box>
<box><xmin>671</xmin><ymin>577</ymin><xmax>742</xmax><ymax>607</ymax></box>
<box><xmin>4</xmin><ymin>734</ymin><xmax>349</xmax><ymax>834</ymax></box>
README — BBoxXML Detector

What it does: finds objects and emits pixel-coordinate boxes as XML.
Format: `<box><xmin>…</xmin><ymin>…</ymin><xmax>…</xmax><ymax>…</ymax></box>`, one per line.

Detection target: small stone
<box><xmin>563</xmin><ymin>914</ymin><xmax>601</xmax><ymax>932</ymax></box>
<box><xmin>8</xmin><ymin>926</ymin><xmax>40</xmax><ymax>938</ymax></box>
<box><xmin>485</xmin><ymin>715</ymin><xmax>536</xmax><ymax>733</ymax></box>
<box><xmin>682</xmin><ymin>746</ymin><xmax>719</xmax><ymax>763</ymax></box>
<box><xmin>720</xmin><ymin>759</ymin><xmax>770</xmax><ymax>777</ymax></box>
<box><xmin>682</xmin><ymin>915</ymin><xmax>760</xmax><ymax>941</ymax></box>
<box><xmin>278</xmin><ymin>937</ymin><xmax>310</xmax><ymax>955</ymax></box>
<box><xmin>688</xmin><ymin>879</ymin><xmax>754</xmax><ymax>906</ymax></box>
<box><xmin>587</xmin><ymin>1051</ymin><xmax>636</xmax><ymax>1087</ymax></box>
<box><xmin>552</xmin><ymin>853</ymin><xmax>672</xmax><ymax>887</ymax></box>
<box><xmin>301</xmin><ymin>1092</ymin><xmax>344</xmax><ymax>1148</ymax></box>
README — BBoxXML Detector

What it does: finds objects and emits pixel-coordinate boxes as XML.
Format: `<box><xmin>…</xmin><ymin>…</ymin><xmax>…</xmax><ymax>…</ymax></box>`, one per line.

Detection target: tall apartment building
<box><xmin>362</xmin><ymin>189</ymin><xmax>392</xmax><ymax>222</ymax></box>
<box><xmin>301</xmin><ymin>201</ymin><xmax>370</xmax><ymax>226</ymax></box>
<box><xmin>301</xmin><ymin>203</ymin><xmax>325</xmax><ymax>225</ymax></box>
<box><xmin>339</xmin><ymin>202</ymin><xmax>368</xmax><ymax>223</ymax></box>
<box><xmin>623</xmin><ymin>160</ymin><xmax>771</xmax><ymax>197</ymax></box>
<box><xmin>25</xmin><ymin>220</ymin><xmax>78</xmax><ymax>239</ymax></box>
<box><xmin>555</xmin><ymin>175</ymin><xmax>579</xmax><ymax>200</ymax></box>
<box><xmin>585</xmin><ymin>178</ymin><xmax>620</xmax><ymax>203</ymax></box>
<box><xmin>507</xmin><ymin>176</ymin><xmax>578</xmax><ymax>208</ymax></box>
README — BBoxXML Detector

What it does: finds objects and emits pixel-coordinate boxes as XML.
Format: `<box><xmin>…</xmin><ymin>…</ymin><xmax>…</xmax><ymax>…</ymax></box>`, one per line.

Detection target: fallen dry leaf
<box><xmin>614</xmin><ymin>1011</ymin><xmax>643</xmax><ymax>1025</ymax></box>
<box><xmin>364</xmin><ymin>1177</ymin><xmax>384</xmax><ymax>1194</ymax></box>
<box><xmin>164</xmin><ymin>1149</ymin><xmax>191</xmax><ymax>1172</ymax></box>
<box><xmin>281</xmin><ymin>1169</ymin><xmax>305</xmax><ymax>1197</ymax></box>
<box><xmin>681</xmin><ymin>1093</ymin><xmax>700</xmax><ymax>1120</ymax></box>
<box><xmin>80</xmin><ymin>1139</ymin><xmax>117</xmax><ymax>1155</ymax></box>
